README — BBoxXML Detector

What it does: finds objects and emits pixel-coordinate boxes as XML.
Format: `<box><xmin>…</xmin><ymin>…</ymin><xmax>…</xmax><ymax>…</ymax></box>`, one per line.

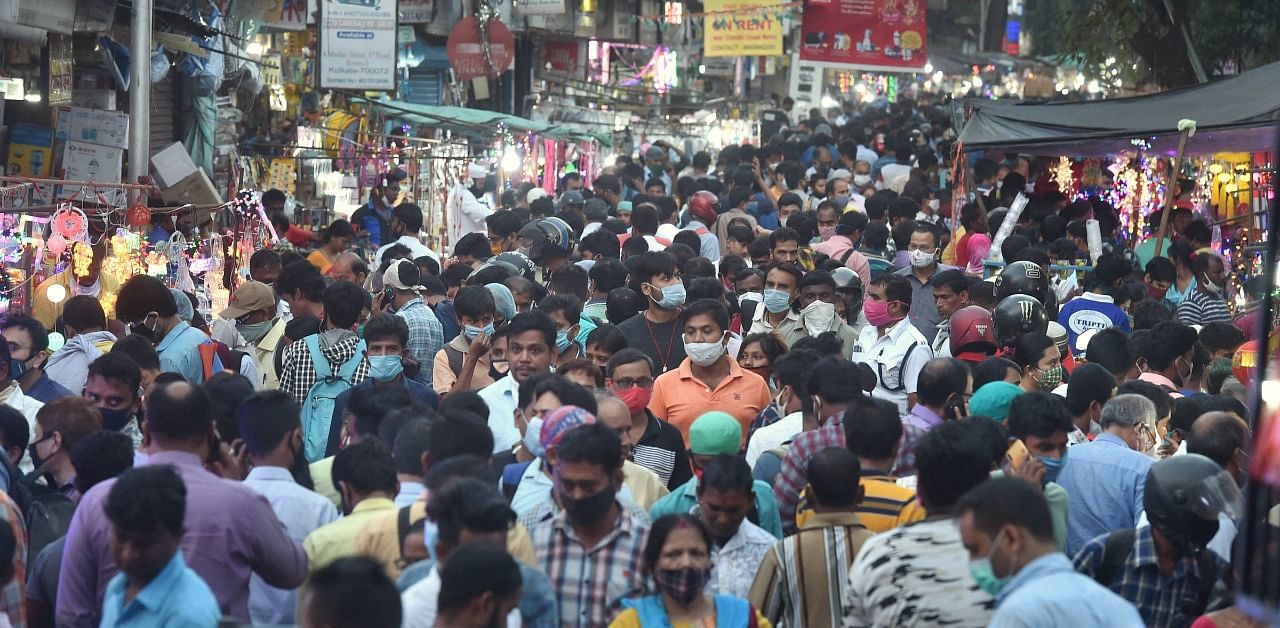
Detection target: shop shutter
<box><xmin>403</xmin><ymin>66</ymin><xmax>443</xmax><ymax>106</ymax></box>
<box><xmin>149</xmin><ymin>73</ymin><xmax>179</xmax><ymax>158</ymax></box>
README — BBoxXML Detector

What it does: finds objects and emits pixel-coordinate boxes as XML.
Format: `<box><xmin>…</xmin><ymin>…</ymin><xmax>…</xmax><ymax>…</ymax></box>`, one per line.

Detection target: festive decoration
<box><xmin>1050</xmin><ymin>156</ymin><xmax>1075</xmax><ymax>196</ymax></box>
<box><xmin>71</xmin><ymin>241</ymin><xmax>92</xmax><ymax>278</ymax></box>
<box><xmin>126</xmin><ymin>203</ymin><xmax>151</xmax><ymax>228</ymax></box>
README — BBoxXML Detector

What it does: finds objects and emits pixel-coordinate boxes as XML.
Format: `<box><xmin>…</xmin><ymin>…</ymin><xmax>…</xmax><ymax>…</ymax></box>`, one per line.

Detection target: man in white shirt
<box><xmin>697</xmin><ymin>456</ymin><xmax>777</xmax><ymax>598</ymax></box>
<box><xmin>446</xmin><ymin>163</ymin><xmax>494</xmax><ymax>254</ymax></box>
<box><xmin>239</xmin><ymin>391</ymin><xmax>340</xmax><ymax>625</ymax></box>
<box><xmin>850</xmin><ymin>275</ymin><xmax>933</xmax><ymax>416</ymax></box>
<box><xmin>478</xmin><ymin>313</ymin><xmax>556</xmax><ymax>453</ymax></box>
<box><xmin>745</xmin><ymin>350</ymin><xmax>815</xmax><ymax>468</ymax></box>
<box><xmin>373</xmin><ymin>203</ymin><xmax>440</xmax><ymax>272</ymax></box>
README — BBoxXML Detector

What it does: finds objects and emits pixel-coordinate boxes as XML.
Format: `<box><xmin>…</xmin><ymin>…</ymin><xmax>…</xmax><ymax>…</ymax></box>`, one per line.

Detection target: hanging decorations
<box><xmin>1050</xmin><ymin>156</ymin><xmax>1074</xmax><ymax>196</ymax></box>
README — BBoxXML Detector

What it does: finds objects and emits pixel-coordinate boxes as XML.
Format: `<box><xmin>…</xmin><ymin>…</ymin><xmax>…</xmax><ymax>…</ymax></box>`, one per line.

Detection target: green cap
<box><xmin>617</xmin><ymin>201</ymin><xmax>633</xmax><ymax>213</ymax></box>
<box><xmin>689</xmin><ymin>412</ymin><xmax>742</xmax><ymax>455</ymax></box>
<box><xmin>969</xmin><ymin>381</ymin><xmax>1024</xmax><ymax>422</ymax></box>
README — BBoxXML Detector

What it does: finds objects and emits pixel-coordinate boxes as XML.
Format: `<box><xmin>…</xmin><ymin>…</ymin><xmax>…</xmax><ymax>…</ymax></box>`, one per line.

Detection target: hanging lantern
<box><xmin>126</xmin><ymin>203</ymin><xmax>151</xmax><ymax>228</ymax></box>
<box><xmin>47</xmin><ymin>234</ymin><xmax>67</xmax><ymax>257</ymax></box>
<box><xmin>1233</xmin><ymin>340</ymin><xmax>1259</xmax><ymax>385</ymax></box>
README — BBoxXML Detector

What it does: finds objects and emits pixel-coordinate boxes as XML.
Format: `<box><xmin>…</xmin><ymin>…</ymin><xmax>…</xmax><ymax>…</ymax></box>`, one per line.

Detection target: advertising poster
<box><xmin>319</xmin><ymin>0</ymin><xmax>398</xmax><ymax>91</ymax></box>
<box><xmin>61</xmin><ymin>141</ymin><xmax>126</xmax><ymax>206</ymax></box>
<box><xmin>263</xmin><ymin>0</ymin><xmax>308</xmax><ymax>30</ymax></box>
<box><xmin>703</xmin><ymin>0</ymin><xmax>784</xmax><ymax>58</ymax></box>
<box><xmin>799</xmin><ymin>0</ymin><xmax>927</xmax><ymax>71</ymax></box>
<box><xmin>399</xmin><ymin>0</ymin><xmax>433</xmax><ymax>23</ymax></box>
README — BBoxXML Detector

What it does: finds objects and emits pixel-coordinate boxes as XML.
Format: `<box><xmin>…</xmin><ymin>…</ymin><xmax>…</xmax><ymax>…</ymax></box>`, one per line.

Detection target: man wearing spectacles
<box><xmin>604</xmin><ymin>348</ymin><xmax>690</xmax><ymax>491</ymax></box>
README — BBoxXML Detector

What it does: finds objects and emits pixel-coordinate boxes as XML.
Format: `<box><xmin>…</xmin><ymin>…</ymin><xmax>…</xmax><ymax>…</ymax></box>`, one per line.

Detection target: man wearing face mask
<box><xmin>647</xmin><ymin>299</ymin><xmax>771</xmax><ymax>446</ymax></box>
<box><xmin>1182</xmin><ymin>411</ymin><xmax>1250</xmax><ymax>562</ymax></box>
<box><xmin>115</xmin><ymin>274</ymin><xmax>218</xmax><ymax>384</ymax></box>
<box><xmin>479</xmin><ymin>312</ymin><xmax>557</xmax><ymax>454</ymax></box>
<box><xmin>791</xmin><ymin>272</ymin><xmax>859</xmax><ymax>358</ymax></box>
<box><xmin>747</xmin><ymin>263</ymin><xmax>801</xmax><ymax>337</ymax></box>
<box><xmin>327</xmin><ymin>315</ymin><xmax>438</xmax><ymax>454</ymax></box>
<box><xmin>1136</xmin><ymin>321</ymin><xmax>1198</xmax><ymax>396</ymax></box>
<box><xmin>27</xmin><ymin>397</ymin><xmax>101</xmax><ymax>503</ymax></box>
<box><xmin>374</xmin><ymin>204</ymin><xmax>440</xmax><ymax>273</ymax></box>
<box><xmin>1</xmin><ymin>315</ymin><xmax>73</xmax><ymax>403</ymax></box>
<box><xmin>352</xmin><ymin>169</ymin><xmax>407</xmax><ymax>248</ymax></box>
<box><xmin>957</xmin><ymin>478</ymin><xmax>1145</xmax><ymax>628</ymax></box>
<box><xmin>605</xmin><ymin>350</ymin><xmax>691</xmax><ymax>491</ymax></box>
<box><xmin>812</xmin><ymin>208</ymin><xmax>872</xmax><ymax>287</ymax></box>
<box><xmin>83</xmin><ymin>353</ymin><xmax>144</xmax><ymax>448</ymax></box>
<box><xmin>616</xmin><ymin>253</ymin><xmax>687</xmax><ymax>373</ymax></box>
<box><xmin>894</xmin><ymin>223</ymin><xmax>955</xmax><ymax>344</ymax></box>
<box><xmin>216</xmin><ymin>281</ymin><xmax>285</xmax><ymax>391</ymax></box>
<box><xmin>529</xmin><ymin>422</ymin><xmax>649</xmax><ymax>628</ymax></box>
<box><xmin>1074</xmin><ymin>455</ymin><xmax>1239</xmax><ymax>627</ymax></box>
<box><xmin>1004</xmin><ymin>392</ymin><xmax>1075</xmax><ymax>551</ymax></box>
<box><xmin>1056</xmin><ymin>394</ymin><xmax>1157</xmax><ymax>555</ymax></box>
<box><xmin>434</xmin><ymin>286</ymin><xmax>497</xmax><ymax>395</ymax></box>
<box><xmin>851</xmin><ymin>274</ymin><xmax>934</xmax><ymax>417</ymax></box>
<box><xmin>744</xmin><ymin>350</ymin><xmax>817</xmax><ymax>469</ymax></box>
<box><xmin>1176</xmin><ymin>251</ymin><xmax>1232</xmax><ymax>326</ymax></box>
<box><xmin>384</xmin><ymin>260</ymin><xmax>445</xmax><ymax>386</ymax></box>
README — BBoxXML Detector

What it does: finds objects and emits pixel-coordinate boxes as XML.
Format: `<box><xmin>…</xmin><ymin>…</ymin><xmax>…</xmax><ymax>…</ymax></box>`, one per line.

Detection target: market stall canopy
<box><xmin>958</xmin><ymin>61</ymin><xmax>1280</xmax><ymax>156</ymax></box>
<box><xmin>365</xmin><ymin>99</ymin><xmax>610</xmax><ymax>146</ymax></box>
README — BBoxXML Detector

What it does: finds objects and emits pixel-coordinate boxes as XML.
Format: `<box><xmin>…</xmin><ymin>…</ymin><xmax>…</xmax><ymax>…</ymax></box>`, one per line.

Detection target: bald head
<box><xmin>594</xmin><ymin>396</ymin><xmax>634</xmax><ymax>460</ymax></box>
<box><xmin>1188</xmin><ymin>411</ymin><xmax>1249</xmax><ymax>475</ymax></box>
<box><xmin>146</xmin><ymin>381</ymin><xmax>213</xmax><ymax>447</ymax></box>
<box><xmin>329</xmin><ymin>252</ymin><xmax>368</xmax><ymax>285</ymax></box>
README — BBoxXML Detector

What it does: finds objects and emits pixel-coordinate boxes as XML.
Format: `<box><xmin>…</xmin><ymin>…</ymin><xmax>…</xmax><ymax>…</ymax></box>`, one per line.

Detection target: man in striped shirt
<box><xmin>1176</xmin><ymin>252</ymin><xmax>1232</xmax><ymax>326</ymax></box>
<box><xmin>750</xmin><ymin>448</ymin><xmax>874</xmax><ymax>628</ymax></box>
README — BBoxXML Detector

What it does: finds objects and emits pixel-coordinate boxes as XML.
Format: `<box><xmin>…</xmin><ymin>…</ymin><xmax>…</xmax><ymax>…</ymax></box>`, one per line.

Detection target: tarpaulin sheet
<box><xmin>958</xmin><ymin>61</ymin><xmax>1280</xmax><ymax>156</ymax></box>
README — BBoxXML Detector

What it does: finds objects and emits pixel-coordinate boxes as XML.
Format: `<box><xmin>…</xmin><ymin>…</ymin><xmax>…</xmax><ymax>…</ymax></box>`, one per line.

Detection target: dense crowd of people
<box><xmin>0</xmin><ymin>98</ymin><xmax>1262</xmax><ymax>627</ymax></box>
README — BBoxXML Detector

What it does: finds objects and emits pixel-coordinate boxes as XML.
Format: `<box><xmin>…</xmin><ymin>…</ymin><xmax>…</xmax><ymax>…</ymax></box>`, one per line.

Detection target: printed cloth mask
<box><xmin>1034</xmin><ymin>363</ymin><xmax>1064</xmax><ymax>391</ymax></box>
<box><xmin>654</xmin><ymin>566</ymin><xmax>713</xmax><ymax>605</ymax></box>
<box><xmin>909</xmin><ymin>249</ymin><xmax>936</xmax><ymax>268</ymax></box>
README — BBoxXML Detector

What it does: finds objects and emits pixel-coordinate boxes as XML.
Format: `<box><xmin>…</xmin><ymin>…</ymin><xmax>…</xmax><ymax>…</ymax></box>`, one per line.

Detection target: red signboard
<box><xmin>543</xmin><ymin>40</ymin><xmax>579</xmax><ymax>75</ymax></box>
<box><xmin>799</xmin><ymin>0</ymin><xmax>928</xmax><ymax>71</ymax></box>
<box><xmin>446</xmin><ymin>17</ymin><xmax>516</xmax><ymax>80</ymax></box>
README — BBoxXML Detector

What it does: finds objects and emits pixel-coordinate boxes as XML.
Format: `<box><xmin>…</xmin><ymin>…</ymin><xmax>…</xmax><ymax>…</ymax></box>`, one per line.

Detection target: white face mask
<box><xmin>684</xmin><ymin>333</ymin><xmax>727</xmax><ymax>367</ymax></box>
<box><xmin>853</xmin><ymin>174</ymin><xmax>872</xmax><ymax>187</ymax></box>
<box><xmin>928</xmin><ymin>198</ymin><xmax>940</xmax><ymax>211</ymax></box>
<box><xmin>800</xmin><ymin>300</ymin><xmax>837</xmax><ymax>336</ymax></box>
<box><xmin>1202</xmin><ymin>276</ymin><xmax>1224</xmax><ymax>296</ymax></box>
<box><xmin>909</xmin><ymin>249</ymin><xmax>936</xmax><ymax>268</ymax></box>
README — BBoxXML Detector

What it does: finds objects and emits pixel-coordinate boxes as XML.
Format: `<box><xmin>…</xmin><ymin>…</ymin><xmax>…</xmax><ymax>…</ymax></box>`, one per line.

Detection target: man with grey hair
<box><xmin>1056</xmin><ymin>394</ymin><xmax>1158</xmax><ymax>554</ymax></box>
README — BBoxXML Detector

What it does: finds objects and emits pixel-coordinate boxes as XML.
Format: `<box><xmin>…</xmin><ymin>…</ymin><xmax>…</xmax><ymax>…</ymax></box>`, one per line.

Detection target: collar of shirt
<box><xmin>1137</xmin><ymin>371</ymin><xmax>1181</xmax><ymax>391</ymax></box>
<box><xmin>1092</xmin><ymin>432</ymin><xmax>1132</xmax><ymax>449</ymax></box>
<box><xmin>997</xmin><ymin>552</ymin><xmax>1076</xmax><ymax>603</ymax></box>
<box><xmin>751</xmin><ymin>303</ymin><xmax>800</xmax><ymax>328</ymax></box>
<box><xmin>129</xmin><ymin>551</ymin><xmax>192</xmax><ymax>612</ymax></box>
<box><xmin>245</xmin><ymin>466</ymin><xmax>297</xmax><ymax>483</ymax></box>
<box><xmin>1078</xmin><ymin>292</ymin><xmax>1116</xmax><ymax>304</ymax></box>
<box><xmin>351</xmin><ymin>497</ymin><xmax>397</xmax><ymax>515</ymax></box>
<box><xmin>799</xmin><ymin>511</ymin><xmax>866</xmax><ymax>531</ymax></box>
<box><xmin>895</xmin><ymin>263</ymin><xmax>957</xmax><ymax>285</ymax></box>
<box><xmin>156</xmin><ymin>321</ymin><xmax>195</xmax><ymax>353</ymax></box>
<box><xmin>144</xmin><ymin>450</ymin><xmax>205</xmax><ymax>469</ymax></box>
<box><xmin>399</xmin><ymin>297</ymin><xmax>427</xmax><ymax>311</ymax></box>
<box><xmin>905</xmin><ymin>404</ymin><xmax>945</xmax><ymax>430</ymax></box>
<box><xmin>872</xmin><ymin>316</ymin><xmax>917</xmax><ymax>345</ymax></box>
<box><xmin>676</xmin><ymin>353</ymin><xmax>746</xmax><ymax>388</ymax></box>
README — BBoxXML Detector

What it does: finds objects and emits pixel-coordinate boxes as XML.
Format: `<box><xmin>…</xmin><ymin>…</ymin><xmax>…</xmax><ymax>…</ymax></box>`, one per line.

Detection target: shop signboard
<box><xmin>400</xmin><ymin>0</ymin><xmax>433</xmax><ymax>23</ymax></box>
<box><xmin>446</xmin><ymin>17</ymin><xmax>515</xmax><ymax>80</ymax></box>
<box><xmin>543</xmin><ymin>41</ymin><xmax>579</xmax><ymax>75</ymax></box>
<box><xmin>517</xmin><ymin>0</ymin><xmax>565</xmax><ymax>15</ymax></box>
<box><xmin>318</xmin><ymin>0</ymin><xmax>398</xmax><ymax>91</ymax></box>
<box><xmin>702</xmin><ymin>0</ymin><xmax>784</xmax><ymax>58</ymax></box>
<box><xmin>799</xmin><ymin>0</ymin><xmax>928</xmax><ymax>71</ymax></box>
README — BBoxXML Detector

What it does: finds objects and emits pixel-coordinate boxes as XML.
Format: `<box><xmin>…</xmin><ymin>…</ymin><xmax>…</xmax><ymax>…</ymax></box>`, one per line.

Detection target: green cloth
<box><xmin>992</xmin><ymin>470</ymin><xmax>1070</xmax><ymax>551</ymax></box>
<box><xmin>649</xmin><ymin>477</ymin><xmax>784</xmax><ymax>539</ymax></box>
<box><xmin>970</xmin><ymin>381</ymin><xmax>1024</xmax><ymax>422</ymax></box>
<box><xmin>1135</xmin><ymin>237</ymin><xmax>1171</xmax><ymax>269</ymax></box>
<box><xmin>690</xmin><ymin>412</ymin><xmax>742</xmax><ymax>455</ymax></box>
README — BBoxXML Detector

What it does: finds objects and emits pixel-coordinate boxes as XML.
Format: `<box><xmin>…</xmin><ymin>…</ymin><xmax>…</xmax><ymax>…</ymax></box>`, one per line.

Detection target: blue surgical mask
<box><xmin>1035</xmin><ymin>450</ymin><xmax>1068</xmax><ymax>485</ymax></box>
<box><xmin>556</xmin><ymin>329</ymin><xmax>574</xmax><ymax>354</ymax></box>
<box><xmin>523</xmin><ymin>416</ymin><xmax>545</xmax><ymax>458</ymax></box>
<box><xmin>368</xmin><ymin>355</ymin><xmax>404</xmax><ymax>382</ymax></box>
<box><xmin>649</xmin><ymin>283</ymin><xmax>686</xmax><ymax>310</ymax></box>
<box><xmin>762</xmin><ymin>288</ymin><xmax>793</xmax><ymax>314</ymax></box>
<box><xmin>464</xmin><ymin>322</ymin><xmax>495</xmax><ymax>341</ymax></box>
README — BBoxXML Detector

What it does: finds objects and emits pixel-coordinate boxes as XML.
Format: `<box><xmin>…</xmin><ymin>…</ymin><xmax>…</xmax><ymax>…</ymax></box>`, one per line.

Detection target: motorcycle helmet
<box><xmin>995</xmin><ymin>260</ymin><xmax>1050</xmax><ymax>304</ymax></box>
<box><xmin>992</xmin><ymin>294</ymin><xmax>1048</xmax><ymax>348</ymax></box>
<box><xmin>688</xmin><ymin>190</ymin><xmax>720</xmax><ymax>226</ymax></box>
<box><xmin>492</xmin><ymin>251</ymin><xmax>538</xmax><ymax>282</ymax></box>
<box><xmin>949</xmin><ymin>305</ymin><xmax>998</xmax><ymax>363</ymax></box>
<box><xmin>1144</xmin><ymin>454</ymin><xmax>1243</xmax><ymax>552</ymax></box>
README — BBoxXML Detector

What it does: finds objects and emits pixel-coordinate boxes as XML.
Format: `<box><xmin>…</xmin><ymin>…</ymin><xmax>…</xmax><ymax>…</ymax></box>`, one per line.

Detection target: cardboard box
<box><xmin>54</xmin><ymin>106</ymin><xmax>129</xmax><ymax>149</ymax></box>
<box><xmin>150</xmin><ymin>142</ymin><xmax>200</xmax><ymax>189</ymax></box>
<box><xmin>160</xmin><ymin>170</ymin><xmax>222</xmax><ymax>207</ymax></box>
<box><xmin>5</xmin><ymin>123</ymin><xmax>53</xmax><ymax>177</ymax></box>
<box><xmin>60</xmin><ymin>140</ymin><xmax>126</xmax><ymax>205</ymax></box>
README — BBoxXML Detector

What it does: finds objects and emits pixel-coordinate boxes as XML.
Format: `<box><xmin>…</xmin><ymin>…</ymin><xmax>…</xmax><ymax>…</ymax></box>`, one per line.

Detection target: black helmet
<box><xmin>995</xmin><ymin>261</ymin><xmax>1050</xmax><ymax>304</ymax></box>
<box><xmin>516</xmin><ymin>217</ymin><xmax>575</xmax><ymax>264</ymax></box>
<box><xmin>992</xmin><ymin>294</ymin><xmax>1048</xmax><ymax>347</ymax></box>
<box><xmin>1143</xmin><ymin>454</ymin><xmax>1243</xmax><ymax>552</ymax></box>
<box><xmin>492</xmin><ymin>251</ymin><xmax>537</xmax><ymax>282</ymax></box>
<box><xmin>468</xmin><ymin>259</ymin><xmax>520</xmax><ymax>285</ymax></box>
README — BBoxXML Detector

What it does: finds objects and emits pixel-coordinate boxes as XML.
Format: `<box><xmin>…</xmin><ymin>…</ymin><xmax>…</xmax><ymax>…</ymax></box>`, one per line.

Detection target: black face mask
<box><xmin>129</xmin><ymin>324</ymin><xmax>155</xmax><ymax>343</ymax></box>
<box><xmin>489</xmin><ymin>360</ymin><xmax>510</xmax><ymax>381</ymax></box>
<box><xmin>99</xmin><ymin>407</ymin><xmax>134</xmax><ymax>432</ymax></box>
<box><xmin>28</xmin><ymin>435</ymin><xmax>52</xmax><ymax>471</ymax></box>
<box><xmin>560</xmin><ymin>484</ymin><xmax>616</xmax><ymax>526</ymax></box>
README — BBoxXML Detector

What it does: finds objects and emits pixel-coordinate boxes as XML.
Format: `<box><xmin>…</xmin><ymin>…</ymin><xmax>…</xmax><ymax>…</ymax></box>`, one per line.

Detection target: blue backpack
<box><xmin>301</xmin><ymin>335</ymin><xmax>365</xmax><ymax>462</ymax></box>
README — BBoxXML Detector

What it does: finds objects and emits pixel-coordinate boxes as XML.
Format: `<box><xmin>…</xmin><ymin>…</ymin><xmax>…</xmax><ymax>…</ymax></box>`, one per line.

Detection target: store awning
<box><xmin>958</xmin><ymin>61</ymin><xmax>1280</xmax><ymax>156</ymax></box>
<box><xmin>366</xmin><ymin>99</ymin><xmax>610</xmax><ymax>145</ymax></box>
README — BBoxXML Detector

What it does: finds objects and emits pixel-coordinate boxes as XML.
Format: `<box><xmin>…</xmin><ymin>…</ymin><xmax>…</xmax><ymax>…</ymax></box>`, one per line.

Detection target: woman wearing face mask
<box><xmin>1013</xmin><ymin>333</ymin><xmax>1063</xmax><ymax>394</ymax></box>
<box><xmin>737</xmin><ymin>333</ymin><xmax>787</xmax><ymax>393</ymax></box>
<box><xmin>611</xmin><ymin>514</ymin><xmax>773</xmax><ymax>628</ymax></box>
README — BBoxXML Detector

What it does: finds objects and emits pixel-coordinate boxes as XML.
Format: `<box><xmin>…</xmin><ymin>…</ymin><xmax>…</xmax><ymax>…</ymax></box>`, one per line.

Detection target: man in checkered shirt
<box><xmin>382</xmin><ymin>259</ymin><xmax>444</xmax><ymax>387</ymax></box>
<box><xmin>279</xmin><ymin>280</ymin><xmax>371</xmax><ymax>407</ymax></box>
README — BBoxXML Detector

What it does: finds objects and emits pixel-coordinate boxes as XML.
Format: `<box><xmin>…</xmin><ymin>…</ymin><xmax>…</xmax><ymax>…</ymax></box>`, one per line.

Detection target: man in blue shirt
<box><xmin>1057</xmin><ymin>253</ymin><xmax>1131</xmax><ymax>350</ymax></box>
<box><xmin>1056</xmin><ymin>394</ymin><xmax>1157</xmax><ymax>554</ymax></box>
<box><xmin>99</xmin><ymin>465</ymin><xmax>221</xmax><ymax>627</ymax></box>
<box><xmin>115</xmin><ymin>275</ymin><xmax>217</xmax><ymax>383</ymax></box>
<box><xmin>957</xmin><ymin>477</ymin><xmax>1144</xmax><ymax>628</ymax></box>
<box><xmin>1</xmin><ymin>315</ymin><xmax>74</xmax><ymax>403</ymax></box>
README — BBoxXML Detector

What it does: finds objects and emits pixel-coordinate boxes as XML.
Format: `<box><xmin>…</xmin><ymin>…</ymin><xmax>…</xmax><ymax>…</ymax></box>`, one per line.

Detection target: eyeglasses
<box><xmin>610</xmin><ymin>377</ymin><xmax>654</xmax><ymax>390</ymax></box>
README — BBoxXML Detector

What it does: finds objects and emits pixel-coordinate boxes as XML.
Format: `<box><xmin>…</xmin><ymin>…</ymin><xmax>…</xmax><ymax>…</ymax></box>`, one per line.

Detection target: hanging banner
<box><xmin>799</xmin><ymin>0</ymin><xmax>928</xmax><ymax>71</ymax></box>
<box><xmin>318</xmin><ymin>0</ymin><xmax>398</xmax><ymax>90</ymax></box>
<box><xmin>400</xmin><ymin>0</ymin><xmax>433</xmax><ymax>23</ymax></box>
<box><xmin>517</xmin><ymin>0</ymin><xmax>565</xmax><ymax>15</ymax></box>
<box><xmin>702</xmin><ymin>0</ymin><xmax>784</xmax><ymax>58</ymax></box>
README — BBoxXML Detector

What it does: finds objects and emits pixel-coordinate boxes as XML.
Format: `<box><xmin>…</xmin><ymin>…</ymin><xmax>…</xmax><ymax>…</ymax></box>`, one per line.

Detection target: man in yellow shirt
<box><xmin>303</xmin><ymin>440</ymin><xmax>398</xmax><ymax>571</ymax></box>
<box><xmin>32</xmin><ymin>242</ymin><xmax>120</xmax><ymax>329</ymax></box>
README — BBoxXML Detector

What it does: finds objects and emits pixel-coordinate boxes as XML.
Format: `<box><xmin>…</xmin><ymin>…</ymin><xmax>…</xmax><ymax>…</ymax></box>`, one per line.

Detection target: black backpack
<box><xmin>13</xmin><ymin>473</ymin><xmax>75</xmax><ymax>559</ymax></box>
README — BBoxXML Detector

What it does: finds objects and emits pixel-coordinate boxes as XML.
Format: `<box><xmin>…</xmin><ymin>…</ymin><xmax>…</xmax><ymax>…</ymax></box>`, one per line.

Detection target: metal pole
<box><xmin>127</xmin><ymin>0</ymin><xmax>153</xmax><ymax>206</ymax></box>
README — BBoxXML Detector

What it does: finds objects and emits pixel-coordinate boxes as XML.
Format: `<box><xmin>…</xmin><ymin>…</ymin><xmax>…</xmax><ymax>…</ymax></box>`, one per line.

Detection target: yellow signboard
<box><xmin>703</xmin><ymin>0</ymin><xmax>784</xmax><ymax>58</ymax></box>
